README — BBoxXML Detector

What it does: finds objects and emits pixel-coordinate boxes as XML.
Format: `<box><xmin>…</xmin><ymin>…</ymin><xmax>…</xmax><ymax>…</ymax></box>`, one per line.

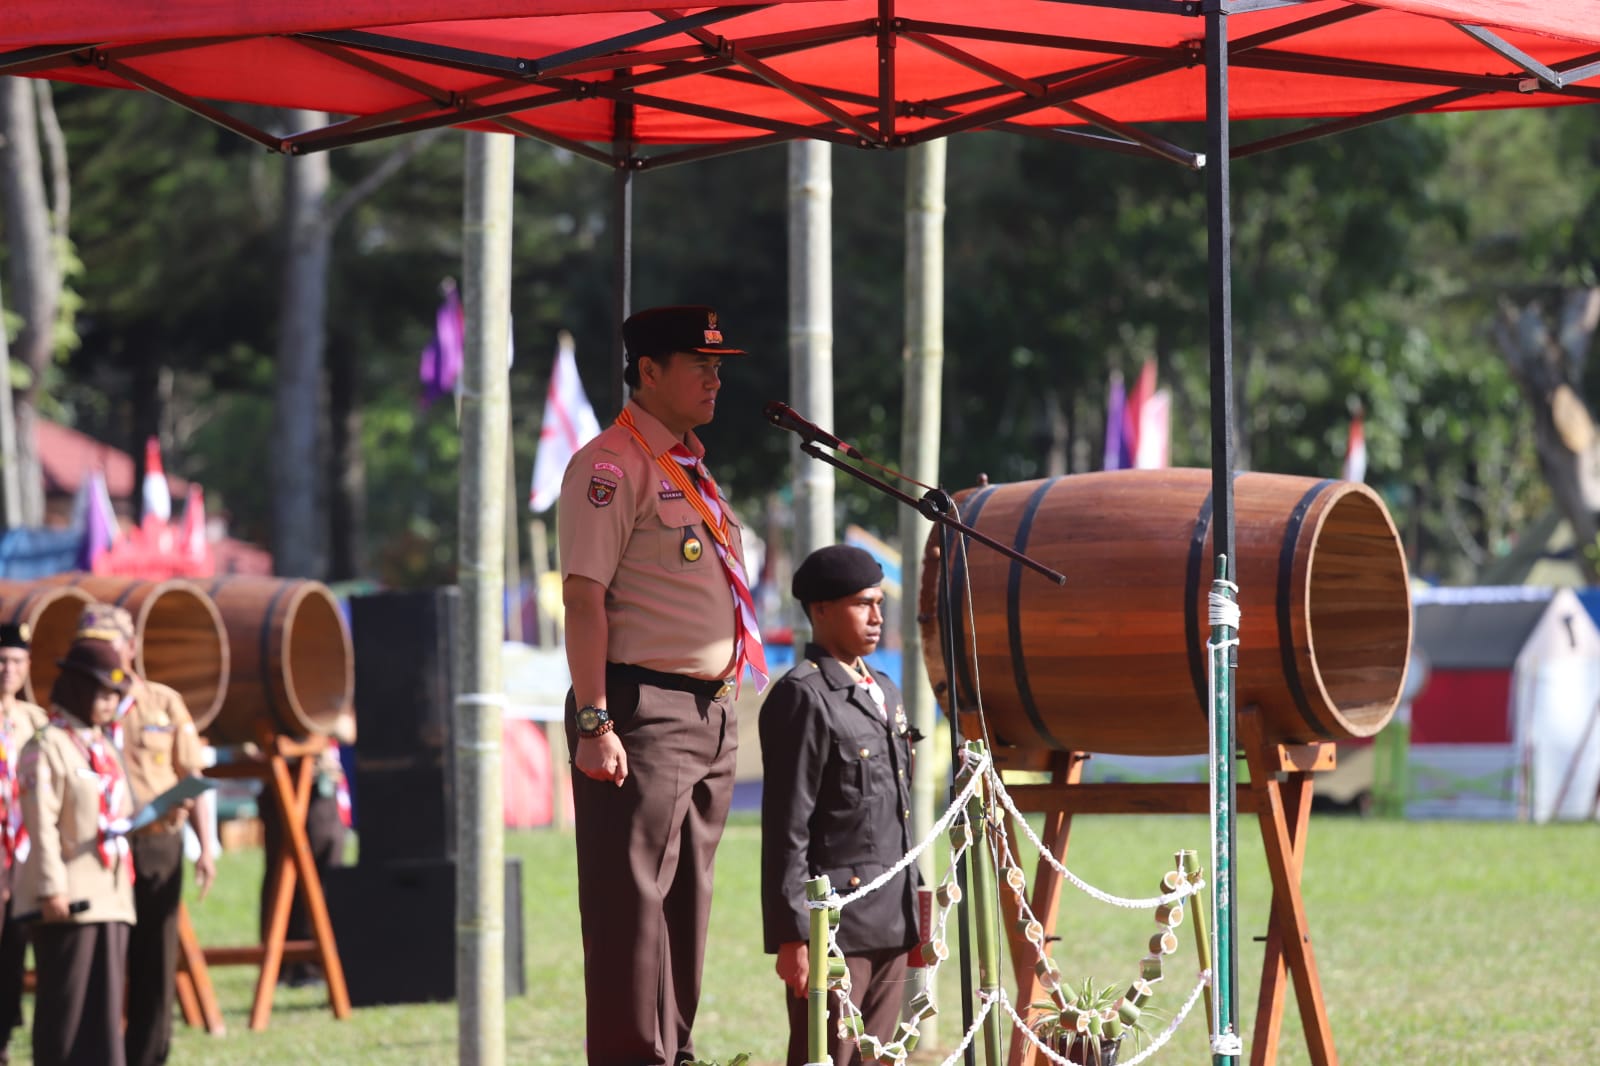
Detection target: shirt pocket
<box><xmin>655</xmin><ymin>499</ymin><xmax>710</xmax><ymax>571</ymax></box>
<box><xmin>136</xmin><ymin>724</ymin><xmax>177</xmax><ymax>767</ymax></box>
<box><xmin>833</xmin><ymin>735</ymin><xmax>882</xmax><ymax>800</ymax></box>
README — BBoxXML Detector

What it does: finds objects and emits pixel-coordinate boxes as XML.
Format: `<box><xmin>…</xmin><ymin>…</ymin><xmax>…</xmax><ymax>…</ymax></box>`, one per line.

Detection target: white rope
<box><xmin>988</xmin><ymin>771</ymin><xmax>1204</xmax><ymax>909</ymax></box>
<box><xmin>808</xmin><ymin>749</ymin><xmax>992</xmax><ymax>910</ymax></box>
<box><xmin>933</xmin><ymin>994</ymin><xmax>996</xmax><ymax>1066</ymax></box>
<box><xmin>1207</xmin><ymin>580</ymin><xmax>1239</xmax><ymax>629</ymax></box>
<box><xmin>998</xmin><ymin>971</ymin><xmax>1211</xmax><ymax>1066</ymax></box>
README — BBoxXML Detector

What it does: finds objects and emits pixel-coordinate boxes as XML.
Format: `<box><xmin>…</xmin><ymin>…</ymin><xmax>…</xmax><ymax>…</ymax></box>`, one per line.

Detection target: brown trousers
<box><xmin>568</xmin><ymin>679</ymin><xmax>737</xmax><ymax>1066</ymax></box>
<box><xmin>32</xmin><ymin>919</ymin><xmax>130</xmax><ymax>1066</ymax></box>
<box><xmin>784</xmin><ymin>950</ymin><xmax>910</xmax><ymax>1066</ymax></box>
<box><xmin>126</xmin><ymin>830</ymin><xmax>184</xmax><ymax>1066</ymax></box>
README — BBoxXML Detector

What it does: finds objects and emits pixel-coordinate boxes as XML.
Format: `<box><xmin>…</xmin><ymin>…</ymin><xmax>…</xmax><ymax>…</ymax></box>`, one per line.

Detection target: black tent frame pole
<box><xmin>1204</xmin><ymin>2</ymin><xmax>1241</xmax><ymax>1061</ymax></box>
<box><xmin>610</xmin><ymin>90</ymin><xmax>634</xmax><ymax>417</ymax></box>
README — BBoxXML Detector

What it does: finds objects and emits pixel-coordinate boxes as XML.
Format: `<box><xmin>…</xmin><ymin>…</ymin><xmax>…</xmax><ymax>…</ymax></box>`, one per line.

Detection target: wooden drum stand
<box><xmin>998</xmin><ymin>707</ymin><xmax>1339</xmax><ymax>1066</ymax></box>
<box><xmin>195</xmin><ymin>731</ymin><xmax>350</xmax><ymax>1030</ymax></box>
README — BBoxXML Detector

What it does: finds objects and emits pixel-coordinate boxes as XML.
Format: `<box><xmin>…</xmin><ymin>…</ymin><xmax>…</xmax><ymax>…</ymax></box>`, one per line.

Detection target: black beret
<box><xmin>792</xmin><ymin>545</ymin><xmax>884</xmax><ymax>605</ymax></box>
<box><xmin>623</xmin><ymin>305</ymin><xmax>748</xmax><ymax>362</ymax></box>
<box><xmin>0</xmin><ymin>623</ymin><xmax>28</xmax><ymax>650</ymax></box>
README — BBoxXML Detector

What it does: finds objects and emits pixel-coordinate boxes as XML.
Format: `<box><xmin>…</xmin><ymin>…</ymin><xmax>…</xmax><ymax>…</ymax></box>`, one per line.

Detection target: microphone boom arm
<box><xmin>794</xmin><ymin>441</ymin><xmax>1065</xmax><ymax>586</ymax></box>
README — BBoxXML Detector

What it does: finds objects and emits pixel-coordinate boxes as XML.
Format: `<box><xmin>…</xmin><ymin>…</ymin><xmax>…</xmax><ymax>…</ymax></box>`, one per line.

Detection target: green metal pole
<box><xmin>961</xmin><ymin>742</ymin><xmax>1004</xmax><ymax>1066</ymax></box>
<box><xmin>806</xmin><ymin>875</ymin><xmax>833</xmax><ymax>1065</ymax></box>
<box><xmin>1208</xmin><ymin>557</ymin><xmax>1241</xmax><ymax>1062</ymax></box>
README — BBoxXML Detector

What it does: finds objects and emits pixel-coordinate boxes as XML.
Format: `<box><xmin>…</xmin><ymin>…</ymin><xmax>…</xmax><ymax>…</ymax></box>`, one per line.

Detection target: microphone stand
<box><xmin>791</xmin><ymin>439</ymin><xmax>1063</xmax><ymax>1065</ymax></box>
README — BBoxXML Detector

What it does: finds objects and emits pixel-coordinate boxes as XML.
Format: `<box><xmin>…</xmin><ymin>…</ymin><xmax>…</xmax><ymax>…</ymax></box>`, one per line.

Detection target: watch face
<box><xmin>578</xmin><ymin>707</ymin><xmax>602</xmax><ymax>732</ymax></box>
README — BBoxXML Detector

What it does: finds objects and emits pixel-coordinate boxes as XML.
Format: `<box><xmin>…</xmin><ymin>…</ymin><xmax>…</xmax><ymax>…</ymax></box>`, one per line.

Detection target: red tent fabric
<box><xmin>5</xmin><ymin>2</ymin><xmax>1598</xmax><ymax>156</ymax></box>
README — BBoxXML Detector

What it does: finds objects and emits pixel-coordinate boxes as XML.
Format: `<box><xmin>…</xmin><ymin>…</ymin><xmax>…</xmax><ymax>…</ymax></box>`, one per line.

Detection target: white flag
<box><xmin>530</xmin><ymin>331</ymin><xmax>600</xmax><ymax>513</ymax></box>
<box><xmin>1134</xmin><ymin>388</ymin><xmax>1171</xmax><ymax>469</ymax></box>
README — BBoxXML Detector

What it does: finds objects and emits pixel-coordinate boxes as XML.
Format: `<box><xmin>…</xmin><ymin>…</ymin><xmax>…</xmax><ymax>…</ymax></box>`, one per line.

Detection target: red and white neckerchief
<box><xmin>841</xmin><ymin>659</ymin><xmax>887</xmax><ymax>721</ymax></box>
<box><xmin>0</xmin><ymin>711</ymin><xmax>21</xmax><ymax>867</ymax></box>
<box><xmin>107</xmin><ymin>685</ymin><xmax>137</xmax><ymax>753</ymax></box>
<box><xmin>49</xmin><ymin>712</ymin><xmax>134</xmax><ymax>881</ymax></box>
<box><xmin>615</xmin><ymin>408</ymin><xmax>769</xmax><ymax>694</ymax></box>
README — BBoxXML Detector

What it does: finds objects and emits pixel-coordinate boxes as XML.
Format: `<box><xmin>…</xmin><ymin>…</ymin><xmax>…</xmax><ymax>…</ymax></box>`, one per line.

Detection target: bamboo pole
<box><xmin>788</xmin><ymin>139</ymin><xmax>836</xmax><ymax>582</ymax></box>
<box><xmin>806</xmin><ymin>875</ymin><xmax>833</xmax><ymax>1065</ymax></box>
<box><xmin>457</xmin><ymin>128</ymin><xmax>513</xmax><ymax>1066</ymax></box>
<box><xmin>961</xmin><ymin>742</ymin><xmax>1004</xmax><ymax>1066</ymax></box>
<box><xmin>900</xmin><ymin>137</ymin><xmax>947</xmax><ymax>1041</ymax></box>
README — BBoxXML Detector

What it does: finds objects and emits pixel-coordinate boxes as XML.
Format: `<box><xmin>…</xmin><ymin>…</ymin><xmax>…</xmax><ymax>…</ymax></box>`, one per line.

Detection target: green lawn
<box><xmin>6</xmin><ymin>812</ymin><xmax>1596</xmax><ymax>1064</ymax></box>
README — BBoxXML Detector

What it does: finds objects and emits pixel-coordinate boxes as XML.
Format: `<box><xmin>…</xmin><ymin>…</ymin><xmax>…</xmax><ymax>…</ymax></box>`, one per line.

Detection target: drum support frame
<box><xmin>998</xmin><ymin>706</ymin><xmax>1339</xmax><ymax>1066</ymax></box>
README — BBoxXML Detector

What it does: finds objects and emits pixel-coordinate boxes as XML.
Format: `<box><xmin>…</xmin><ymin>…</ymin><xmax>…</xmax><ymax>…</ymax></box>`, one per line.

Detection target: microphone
<box><xmin>763</xmin><ymin>402</ymin><xmax>862</xmax><ymax>459</ymax></box>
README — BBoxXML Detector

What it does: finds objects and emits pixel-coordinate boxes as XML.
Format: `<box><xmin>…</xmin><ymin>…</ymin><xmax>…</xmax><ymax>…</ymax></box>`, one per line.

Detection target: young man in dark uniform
<box><xmin>559</xmin><ymin>305</ymin><xmax>767</xmax><ymax>1066</ymax></box>
<box><xmin>760</xmin><ymin>545</ymin><xmax>920</xmax><ymax>1066</ymax></box>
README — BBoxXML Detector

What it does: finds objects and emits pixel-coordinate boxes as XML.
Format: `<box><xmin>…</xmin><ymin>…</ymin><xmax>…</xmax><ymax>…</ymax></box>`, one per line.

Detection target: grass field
<box><xmin>6</xmin><ymin>811</ymin><xmax>1595</xmax><ymax>1065</ymax></box>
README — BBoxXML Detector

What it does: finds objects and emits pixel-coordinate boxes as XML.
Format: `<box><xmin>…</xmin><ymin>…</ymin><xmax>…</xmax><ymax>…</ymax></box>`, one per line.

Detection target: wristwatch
<box><xmin>576</xmin><ymin>705</ymin><xmax>613</xmax><ymax>739</ymax></box>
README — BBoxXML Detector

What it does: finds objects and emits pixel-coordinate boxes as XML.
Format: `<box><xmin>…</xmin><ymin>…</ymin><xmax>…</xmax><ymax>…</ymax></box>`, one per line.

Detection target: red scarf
<box><xmin>615</xmin><ymin>408</ymin><xmax>769</xmax><ymax>694</ymax></box>
<box><xmin>50</xmin><ymin>712</ymin><xmax>134</xmax><ymax>880</ymax></box>
<box><xmin>0</xmin><ymin>712</ymin><xmax>22</xmax><ymax>868</ymax></box>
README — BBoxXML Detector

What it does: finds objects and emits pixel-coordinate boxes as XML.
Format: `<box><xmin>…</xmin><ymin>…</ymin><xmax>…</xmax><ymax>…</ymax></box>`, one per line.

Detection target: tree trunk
<box><xmin>1493</xmin><ymin>289</ymin><xmax>1600</xmax><ymax>583</ymax></box>
<box><xmin>0</xmin><ymin>77</ymin><xmax>61</xmax><ymax>527</ymax></box>
<box><xmin>327</xmin><ymin>341</ymin><xmax>367</xmax><ymax>581</ymax></box>
<box><xmin>272</xmin><ymin>113</ymin><xmax>332</xmax><ymax>579</ymax></box>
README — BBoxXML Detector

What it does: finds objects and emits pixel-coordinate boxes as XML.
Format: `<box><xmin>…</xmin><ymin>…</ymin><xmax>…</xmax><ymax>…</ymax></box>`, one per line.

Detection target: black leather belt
<box><xmin>608</xmin><ymin>662</ymin><xmax>734</xmax><ymax>701</ymax></box>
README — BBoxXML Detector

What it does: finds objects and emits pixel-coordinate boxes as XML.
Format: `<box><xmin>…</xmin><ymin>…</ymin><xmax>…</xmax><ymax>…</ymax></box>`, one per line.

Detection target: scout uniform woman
<box><xmin>15</xmin><ymin>638</ymin><xmax>136</xmax><ymax>1066</ymax></box>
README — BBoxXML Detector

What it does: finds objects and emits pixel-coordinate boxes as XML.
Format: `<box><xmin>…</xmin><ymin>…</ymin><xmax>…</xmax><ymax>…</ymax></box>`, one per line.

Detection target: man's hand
<box><xmin>575</xmin><ymin>731</ymin><xmax>628</xmax><ymax>786</ymax></box>
<box><xmin>776</xmin><ymin>941</ymin><xmax>809</xmax><ymax>998</ymax></box>
<box><xmin>194</xmin><ymin>849</ymin><xmax>217</xmax><ymax>902</ymax></box>
<box><xmin>40</xmin><ymin>894</ymin><xmax>70</xmax><ymax>923</ymax></box>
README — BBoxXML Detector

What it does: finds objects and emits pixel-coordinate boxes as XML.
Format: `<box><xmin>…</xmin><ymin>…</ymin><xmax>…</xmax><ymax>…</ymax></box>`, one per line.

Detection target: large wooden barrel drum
<box><xmin>43</xmin><ymin>574</ymin><xmax>231</xmax><ymax>729</ymax></box>
<box><xmin>0</xmin><ymin>580</ymin><xmax>95</xmax><ymax>704</ymax></box>
<box><xmin>920</xmin><ymin>469</ymin><xmax>1412</xmax><ymax>757</ymax></box>
<box><xmin>204</xmin><ymin>576</ymin><xmax>352</xmax><ymax>744</ymax></box>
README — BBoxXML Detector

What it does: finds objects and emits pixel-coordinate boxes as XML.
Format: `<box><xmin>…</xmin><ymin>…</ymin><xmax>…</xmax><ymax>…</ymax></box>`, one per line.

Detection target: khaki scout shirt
<box><xmin>558</xmin><ymin>399</ymin><xmax>743</xmax><ymax>679</ymax></box>
<box><xmin>14</xmin><ymin>715</ymin><xmax>137</xmax><ymax>925</ymax></box>
<box><xmin>120</xmin><ymin>679</ymin><xmax>204</xmax><ymax>832</ymax></box>
<box><xmin>1</xmin><ymin>699</ymin><xmax>47</xmax><ymax>857</ymax></box>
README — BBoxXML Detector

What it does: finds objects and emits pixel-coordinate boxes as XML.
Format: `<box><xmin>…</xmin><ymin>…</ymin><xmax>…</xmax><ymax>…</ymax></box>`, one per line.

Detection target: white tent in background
<box><xmin>1512</xmin><ymin>588</ymin><xmax>1600</xmax><ymax>823</ymax></box>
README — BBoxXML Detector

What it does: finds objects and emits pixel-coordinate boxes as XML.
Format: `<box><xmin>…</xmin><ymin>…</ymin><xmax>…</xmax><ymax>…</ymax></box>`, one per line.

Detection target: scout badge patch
<box><xmin>681</xmin><ymin>527</ymin><xmax>703</xmax><ymax>562</ymax></box>
<box><xmin>587</xmin><ymin>477</ymin><xmax>617</xmax><ymax>507</ymax></box>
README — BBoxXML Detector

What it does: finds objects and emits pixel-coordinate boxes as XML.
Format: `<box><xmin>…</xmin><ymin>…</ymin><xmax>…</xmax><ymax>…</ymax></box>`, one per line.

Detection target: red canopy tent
<box><xmin>6</xmin><ymin>2</ymin><xmax>1600</xmax><ymax>1063</ymax></box>
<box><xmin>3</xmin><ymin>2</ymin><xmax>1598</xmax><ymax>164</ymax></box>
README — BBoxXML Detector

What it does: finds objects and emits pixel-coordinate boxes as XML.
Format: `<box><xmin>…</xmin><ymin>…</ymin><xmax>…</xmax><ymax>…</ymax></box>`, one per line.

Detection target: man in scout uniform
<box><xmin>558</xmin><ymin>304</ymin><xmax>767</xmax><ymax>1066</ymax></box>
<box><xmin>77</xmin><ymin>605</ymin><xmax>216</xmax><ymax>1066</ymax></box>
<box><xmin>760</xmin><ymin>545</ymin><xmax>920</xmax><ymax>1066</ymax></box>
<box><xmin>0</xmin><ymin>624</ymin><xmax>45</xmax><ymax>1065</ymax></box>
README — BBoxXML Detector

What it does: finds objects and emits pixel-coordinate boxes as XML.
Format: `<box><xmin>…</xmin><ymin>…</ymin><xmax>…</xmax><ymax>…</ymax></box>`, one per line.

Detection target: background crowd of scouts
<box><xmin>0</xmin><ymin>605</ymin><xmax>213</xmax><ymax>1066</ymax></box>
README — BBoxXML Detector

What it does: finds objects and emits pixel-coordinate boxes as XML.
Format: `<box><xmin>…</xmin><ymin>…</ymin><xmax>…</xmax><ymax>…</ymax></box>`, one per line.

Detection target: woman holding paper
<box><xmin>14</xmin><ymin>638</ymin><xmax>136</xmax><ymax>1066</ymax></box>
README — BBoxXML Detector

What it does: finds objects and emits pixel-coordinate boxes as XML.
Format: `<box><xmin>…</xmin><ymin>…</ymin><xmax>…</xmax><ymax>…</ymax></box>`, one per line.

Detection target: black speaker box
<box><xmin>352</xmin><ymin>753</ymin><xmax>455</xmax><ymax>866</ymax></box>
<box><xmin>324</xmin><ymin>858</ymin><xmax>526</xmax><ymax>1007</ymax></box>
<box><xmin>350</xmin><ymin>587</ymin><xmax>459</xmax><ymax>755</ymax></box>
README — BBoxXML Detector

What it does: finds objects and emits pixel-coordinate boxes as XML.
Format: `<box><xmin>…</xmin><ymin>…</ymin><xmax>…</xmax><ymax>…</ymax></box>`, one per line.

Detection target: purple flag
<box><xmin>1103</xmin><ymin>370</ymin><xmax>1126</xmax><ymax>471</ymax></box>
<box><xmin>75</xmin><ymin>469</ymin><xmax>117</xmax><ymax>572</ymax></box>
<box><xmin>419</xmin><ymin>284</ymin><xmax>465</xmax><ymax>407</ymax></box>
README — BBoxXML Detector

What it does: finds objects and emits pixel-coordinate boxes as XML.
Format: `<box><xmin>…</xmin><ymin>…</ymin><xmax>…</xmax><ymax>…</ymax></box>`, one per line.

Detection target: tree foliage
<box><xmin>7</xmin><ymin>85</ymin><xmax>1599</xmax><ymax>587</ymax></box>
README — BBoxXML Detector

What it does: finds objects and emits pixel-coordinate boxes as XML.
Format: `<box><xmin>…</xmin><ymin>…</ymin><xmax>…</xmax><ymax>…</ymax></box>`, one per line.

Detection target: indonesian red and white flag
<box><xmin>142</xmin><ymin>437</ymin><xmax>172</xmax><ymax>525</ymax></box>
<box><xmin>529</xmin><ymin>331</ymin><xmax>600</xmax><ymax>513</ymax></box>
<box><xmin>1342</xmin><ymin>412</ymin><xmax>1367</xmax><ymax>483</ymax></box>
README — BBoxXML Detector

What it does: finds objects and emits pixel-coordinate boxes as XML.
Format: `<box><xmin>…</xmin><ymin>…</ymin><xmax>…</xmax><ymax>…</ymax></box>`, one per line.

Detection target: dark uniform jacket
<box><xmin>760</xmin><ymin>644</ymin><xmax>919</xmax><ymax>956</ymax></box>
